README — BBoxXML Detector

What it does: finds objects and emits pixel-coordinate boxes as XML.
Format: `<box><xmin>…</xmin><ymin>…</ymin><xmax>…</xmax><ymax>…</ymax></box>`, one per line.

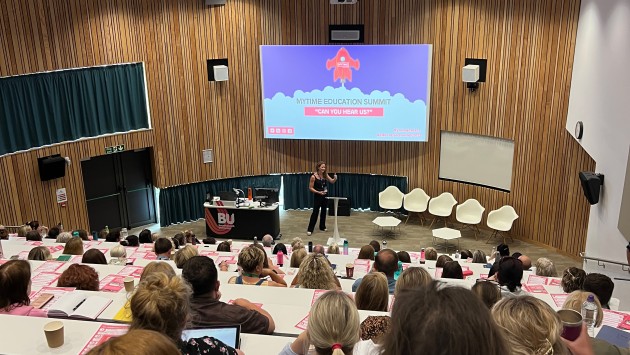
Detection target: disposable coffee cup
<box><xmin>124</xmin><ymin>277</ymin><xmax>135</xmax><ymax>292</ymax></box>
<box><xmin>558</xmin><ymin>309</ymin><xmax>582</xmax><ymax>341</ymax></box>
<box><xmin>43</xmin><ymin>321</ymin><xmax>64</xmax><ymax>348</ymax></box>
<box><xmin>346</xmin><ymin>264</ymin><xmax>355</xmax><ymax>278</ymax></box>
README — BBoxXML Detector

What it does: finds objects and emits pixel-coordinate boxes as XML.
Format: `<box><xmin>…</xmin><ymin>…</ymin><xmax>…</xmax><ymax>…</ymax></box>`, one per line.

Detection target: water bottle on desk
<box><xmin>253</xmin><ymin>236</ymin><xmax>258</xmax><ymax>244</ymax></box>
<box><xmin>455</xmin><ymin>250</ymin><xmax>460</xmax><ymax>259</ymax></box>
<box><xmin>121</xmin><ymin>228</ymin><xmax>128</xmax><ymax>239</ymax></box>
<box><xmin>582</xmin><ymin>294</ymin><xmax>598</xmax><ymax>336</ymax></box>
<box><xmin>382</xmin><ymin>240</ymin><xmax>387</xmax><ymax>249</ymax></box>
<box><xmin>420</xmin><ymin>248</ymin><xmax>425</xmax><ymax>260</ymax></box>
<box><xmin>343</xmin><ymin>240</ymin><xmax>349</xmax><ymax>255</ymax></box>
<box><xmin>277</xmin><ymin>250</ymin><xmax>284</xmax><ymax>267</ymax></box>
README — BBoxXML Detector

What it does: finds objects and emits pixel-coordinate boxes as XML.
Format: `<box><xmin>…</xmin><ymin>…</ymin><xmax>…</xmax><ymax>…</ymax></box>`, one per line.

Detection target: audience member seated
<box><xmin>355</xmin><ymin>315</ymin><xmax>391</xmax><ymax>354</ymax></box>
<box><xmin>424</xmin><ymin>247</ymin><xmax>438</xmax><ymax>261</ymax></box>
<box><xmin>496</xmin><ymin>243</ymin><xmax>510</xmax><ymax>258</ymax></box>
<box><xmin>151</xmin><ymin>233</ymin><xmax>160</xmax><ymax>242</ymax></box>
<box><xmin>280</xmin><ymin>291</ymin><xmax>360</xmax><ymax>355</ymax></box>
<box><xmin>441</xmin><ymin>261</ymin><xmax>464</xmax><ymax>279</ymax></box>
<box><xmin>182</xmin><ymin>256</ymin><xmax>275</xmax><ymax>334</ymax></box>
<box><xmin>0</xmin><ymin>225</ymin><xmax>8</xmax><ymax>239</ymax></box>
<box><xmin>562</xmin><ymin>290</ymin><xmax>603</xmax><ymax>327</ymax></box>
<box><xmin>216</xmin><ymin>241</ymin><xmax>231</xmax><ymax>252</ymax></box>
<box><xmin>394</xmin><ymin>267</ymin><xmax>432</xmax><ymax>296</ymax></box>
<box><xmin>86</xmin><ymin>329</ymin><xmax>180</xmax><ymax>355</ymax></box>
<box><xmin>17</xmin><ymin>225</ymin><xmax>31</xmax><ymax>238</ymax></box>
<box><xmin>25</xmin><ymin>230</ymin><xmax>42</xmax><ymax>241</ymax></box>
<box><xmin>435</xmin><ymin>255</ymin><xmax>453</xmax><ymax>268</ymax></box>
<box><xmin>471</xmin><ymin>281</ymin><xmax>501</xmax><ymax>309</ymax></box>
<box><xmin>262</xmin><ymin>234</ymin><xmax>274</xmax><ymax>247</ymax></box>
<box><xmin>252</xmin><ymin>243</ymin><xmax>284</xmax><ymax>275</ymax></box>
<box><xmin>37</xmin><ymin>225</ymin><xmax>49</xmax><ymax>239</ymax></box>
<box><xmin>369</xmin><ymin>240</ymin><xmax>381</xmax><ymax>253</ymax></box>
<box><xmin>396</xmin><ymin>251</ymin><xmax>411</xmax><ymax>263</ymax></box>
<box><xmin>126</xmin><ymin>235</ymin><xmax>139</xmax><ymax>247</ymax></box>
<box><xmin>472</xmin><ymin>249</ymin><xmax>487</xmax><ymax>263</ymax></box>
<box><xmin>0</xmin><ymin>260</ymin><xmax>47</xmax><ymax>317</ymax></box>
<box><xmin>57</xmin><ymin>264</ymin><xmax>99</xmax><ymax>291</ymax></box>
<box><xmin>492</xmin><ymin>296</ymin><xmax>566</xmax><ymax>355</ymax></box>
<box><xmin>291</xmin><ymin>237</ymin><xmax>304</xmax><ymax>250</ymax></box>
<box><xmin>312</xmin><ymin>244</ymin><xmax>326</xmax><ymax>255</ymax></box>
<box><xmin>56</xmin><ymin>232</ymin><xmax>72</xmax><ymax>244</ymax></box>
<box><xmin>105</xmin><ymin>229</ymin><xmax>122</xmax><ymax>243</ymax></box>
<box><xmin>82</xmin><ymin>249</ymin><xmax>107</xmax><ymax>264</ymax></box>
<box><xmin>74</xmin><ymin>229</ymin><xmax>89</xmax><ymax>241</ymax></box>
<box><xmin>202</xmin><ymin>237</ymin><xmax>216</xmax><ymax>245</ymax></box>
<box><xmin>293</xmin><ymin>254</ymin><xmax>339</xmax><ymax>290</ymax></box>
<box><xmin>358</xmin><ymin>245</ymin><xmax>375</xmax><ymax>260</ymax></box>
<box><xmin>290</xmin><ymin>248</ymin><xmax>308</xmax><ymax>268</ymax></box>
<box><xmin>382</xmin><ymin>281</ymin><xmax>508</xmax><ymax>354</ymax></box>
<box><xmin>109</xmin><ymin>245</ymin><xmax>127</xmax><ymax>265</ymax></box>
<box><xmin>327</xmin><ymin>243</ymin><xmax>340</xmax><ymax>254</ymax></box>
<box><xmin>353</xmin><ymin>249</ymin><xmax>399</xmax><ymax>294</ymax></box>
<box><xmin>535</xmin><ymin>257</ymin><xmax>558</xmax><ymax>277</ymax></box>
<box><xmin>174</xmin><ymin>245</ymin><xmax>199</xmax><ymax>269</ymax></box>
<box><xmin>129</xmin><ymin>273</ymin><xmax>242</xmax><ymax>355</ymax></box>
<box><xmin>172</xmin><ymin>233</ymin><xmax>186</xmax><ymax>249</ymax></box>
<box><xmin>518</xmin><ymin>255</ymin><xmax>532</xmax><ymax>270</ymax></box>
<box><xmin>98</xmin><ymin>229</ymin><xmax>108</xmax><ymax>240</ymax></box>
<box><xmin>495</xmin><ymin>256</ymin><xmax>525</xmax><ymax>297</ymax></box>
<box><xmin>47</xmin><ymin>226</ymin><xmax>60</xmax><ymax>240</ymax></box>
<box><xmin>63</xmin><ymin>237</ymin><xmax>84</xmax><ymax>255</ymax></box>
<box><xmin>27</xmin><ymin>246</ymin><xmax>51</xmax><ymax>261</ymax></box>
<box><xmin>138</xmin><ymin>229</ymin><xmax>152</xmax><ymax>244</ymax></box>
<box><xmin>561</xmin><ymin>267</ymin><xmax>587</xmax><ymax>293</ymax></box>
<box><xmin>184</xmin><ymin>230</ymin><xmax>200</xmax><ymax>245</ymax></box>
<box><xmin>26</xmin><ymin>220</ymin><xmax>40</xmax><ymax>230</ymax></box>
<box><xmin>582</xmin><ymin>273</ymin><xmax>615</xmax><ymax>309</ymax></box>
<box><xmin>154</xmin><ymin>238</ymin><xmax>173</xmax><ymax>260</ymax></box>
<box><xmin>460</xmin><ymin>249</ymin><xmax>473</xmax><ymax>260</ymax></box>
<box><xmin>273</xmin><ymin>243</ymin><xmax>288</xmax><ymax>255</ymax></box>
<box><xmin>228</xmin><ymin>246</ymin><xmax>286</xmax><ymax>287</ymax></box>
<box><xmin>140</xmin><ymin>261</ymin><xmax>176</xmax><ymax>281</ymax></box>
<box><xmin>355</xmin><ymin>272</ymin><xmax>389</xmax><ymax>312</ymax></box>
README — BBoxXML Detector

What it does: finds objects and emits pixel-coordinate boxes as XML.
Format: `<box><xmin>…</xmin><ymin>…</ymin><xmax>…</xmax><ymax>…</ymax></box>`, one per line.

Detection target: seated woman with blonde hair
<box><xmin>86</xmin><ymin>329</ymin><xmax>179</xmax><ymax>355</ymax></box>
<box><xmin>174</xmin><ymin>245</ymin><xmax>199</xmax><ymax>269</ymax></box>
<box><xmin>355</xmin><ymin>272</ymin><xmax>389</xmax><ymax>312</ymax></box>
<box><xmin>292</xmin><ymin>253</ymin><xmax>340</xmax><ymax>290</ymax></box>
<box><xmin>139</xmin><ymin>261</ymin><xmax>176</xmax><ymax>282</ymax></box>
<box><xmin>109</xmin><ymin>245</ymin><xmax>127</xmax><ymax>265</ymax></box>
<box><xmin>327</xmin><ymin>243</ymin><xmax>340</xmax><ymax>254</ymax></box>
<box><xmin>394</xmin><ymin>267</ymin><xmax>432</xmax><ymax>296</ymax></box>
<box><xmin>228</xmin><ymin>246</ymin><xmax>286</xmax><ymax>287</ymax></box>
<box><xmin>280</xmin><ymin>291</ymin><xmax>360</xmax><ymax>355</ymax></box>
<box><xmin>290</xmin><ymin>247</ymin><xmax>308</xmax><ymax>268</ymax></box>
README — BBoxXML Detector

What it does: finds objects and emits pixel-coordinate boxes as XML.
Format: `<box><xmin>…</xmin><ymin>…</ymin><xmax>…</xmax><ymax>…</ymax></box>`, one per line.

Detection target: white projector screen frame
<box><xmin>439</xmin><ymin>131</ymin><xmax>515</xmax><ymax>192</ymax></box>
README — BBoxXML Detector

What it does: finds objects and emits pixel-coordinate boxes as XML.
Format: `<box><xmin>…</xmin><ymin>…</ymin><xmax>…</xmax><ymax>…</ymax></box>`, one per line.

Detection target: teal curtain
<box><xmin>282</xmin><ymin>173</ymin><xmax>407</xmax><ymax>211</ymax></box>
<box><xmin>0</xmin><ymin>63</ymin><xmax>149</xmax><ymax>155</ymax></box>
<box><xmin>159</xmin><ymin>175</ymin><xmax>282</xmax><ymax>226</ymax></box>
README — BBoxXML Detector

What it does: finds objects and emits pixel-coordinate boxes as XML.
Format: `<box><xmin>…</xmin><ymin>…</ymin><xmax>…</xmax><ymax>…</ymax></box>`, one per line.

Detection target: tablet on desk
<box><xmin>181</xmin><ymin>325</ymin><xmax>241</xmax><ymax>349</ymax></box>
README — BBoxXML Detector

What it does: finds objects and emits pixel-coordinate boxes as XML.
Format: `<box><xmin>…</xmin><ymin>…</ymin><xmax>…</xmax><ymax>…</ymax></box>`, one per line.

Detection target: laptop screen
<box><xmin>181</xmin><ymin>325</ymin><xmax>241</xmax><ymax>349</ymax></box>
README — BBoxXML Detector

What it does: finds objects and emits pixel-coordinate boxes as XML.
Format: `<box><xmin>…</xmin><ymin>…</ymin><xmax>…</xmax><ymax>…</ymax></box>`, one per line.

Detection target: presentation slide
<box><xmin>260</xmin><ymin>45</ymin><xmax>432</xmax><ymax>142</ymax></box>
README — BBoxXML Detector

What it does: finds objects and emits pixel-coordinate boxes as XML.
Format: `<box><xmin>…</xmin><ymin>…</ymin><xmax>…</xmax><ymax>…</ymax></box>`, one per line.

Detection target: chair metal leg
<box><xmin>405</xmin><ymin>214</ymin><xmax>411</xmax><ymax>225</ymax></box>
<box><xmin>485</xmin><ymin>230</ymin><xmax>498</xmax><ymax>244</ymax></box>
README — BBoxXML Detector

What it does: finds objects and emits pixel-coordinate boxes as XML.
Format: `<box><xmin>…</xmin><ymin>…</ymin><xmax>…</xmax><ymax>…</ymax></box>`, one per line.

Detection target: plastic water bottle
<box><xmin>121</xmin><ymin>228</ymin><xmax>128</xmax><ymax>239</ymax></box>
<box><xmin>253</xmin><ymin>236</ymin><xmax>258</xmax><ymax>244</ymax></box>
<box><xmin>420</xmin><ymin>248</ymin><xmax>425</xmax><ymax>260</ymax></box>
<box><xmin>343</xmin><ymin>240</ymin><xmax>349</xmax><ymax>255</ymax></box>
<box><xmin>105</xmin><ymin>225</ymin><xmax>110</xmax><ymax>234</ymax></box>
<box><xmin>455</xmin><ymin>250</ymin><xmax>460</xmax><ymax>259</ymax></box>
<box><xmin>277</xmin><ymin>250</ymin><xmax>284</xmax><ymax>267</ymax></box>
<box><xmin>582</xmin><ymin>294</ymin><xmax>598</xmax><ymax>336</ymax></box>
<box><xmin>382</xmin><ymin>240</ymin><xmax>387</xmax><ymax>249</ymax></box>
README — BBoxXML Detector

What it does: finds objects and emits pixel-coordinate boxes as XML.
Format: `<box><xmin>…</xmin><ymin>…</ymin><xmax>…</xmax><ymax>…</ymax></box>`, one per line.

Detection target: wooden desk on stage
<box><xmin>204</xmin><ymin>202</ymin><xmax>280</xmax><ymax>239</ymax></box>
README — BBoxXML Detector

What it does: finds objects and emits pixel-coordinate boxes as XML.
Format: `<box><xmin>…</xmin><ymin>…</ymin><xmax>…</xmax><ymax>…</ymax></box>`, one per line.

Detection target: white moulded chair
<box><xmin>428</xmin><ymin>192</ymin><xmax>457</xmax><ymax>228</ymax></box>
<box><xmin>378</xmin><ymin>186</ymin><xmax>405</xmax><ymax>215</ymax></box>
<box><xmin>455</xmin><ymin>199</ymin><xmax>485</xmax><ymax>240</ymax></box>
<box><xmin>486</xmin><ymin>205</ymin><xmax>519</xmax><ymax>244</ymax></box>
<box><xmin>403</xmin><ymin>188</ymin><xmax>430</xmax><ymax>225</ymax></box>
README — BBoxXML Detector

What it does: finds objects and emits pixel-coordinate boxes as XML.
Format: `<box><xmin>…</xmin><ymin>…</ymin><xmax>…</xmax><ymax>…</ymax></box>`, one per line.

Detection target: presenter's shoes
<box><xmin>306</xmin><ymin>231</ymin><xmax>312</xmax><ymax>236</ymax></box>
<box><xmin>320</xmin><ymin>228</ymin><xmax>328</xmax><ymax>232</ymax></box>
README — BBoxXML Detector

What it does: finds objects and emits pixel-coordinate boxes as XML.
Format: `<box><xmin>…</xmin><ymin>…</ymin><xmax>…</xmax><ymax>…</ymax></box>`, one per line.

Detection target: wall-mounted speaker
<box><xmin>38</xmin><ymin>154</ymin><xmax>66</xmax><ymax>181</ymax></box>
<box><xmin>579</xmin><ymin>171</ymin><xmax>604</xmax><ymax>205</ymax></box>
<box><xmin>329</xmin><ymin>24</ymin><xmax>364</xmax><ymax>43</ymax></box>
<box><xmin>206</xmin><ymin>0</ymin><xmax>226</xmax><ymax>5</ymax></box>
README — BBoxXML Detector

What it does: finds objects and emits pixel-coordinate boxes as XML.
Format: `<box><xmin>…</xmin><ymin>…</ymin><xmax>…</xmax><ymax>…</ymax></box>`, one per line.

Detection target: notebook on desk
<box><xmin>47</xmin><ymin>292</ymin><xmax>112</xmax><ymax>320</ymax></box>
<box><xmin>182</xmin><ymin>325</ymin><xmax>241</xmax><ymax>349</ymax></box>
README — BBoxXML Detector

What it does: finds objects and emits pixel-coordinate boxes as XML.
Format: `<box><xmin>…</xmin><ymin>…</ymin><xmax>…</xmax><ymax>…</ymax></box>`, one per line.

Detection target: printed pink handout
<box><xmin>118</xmin><ymin>266</ymin><xmax>144</xmax><ymax>278</ymax></box>
<box><xmin>551</xmin><ymin>294</ymin><xmax>569</xmax><ymax>307</ymax></box>
<box><xmin>311</xmin><ymin>289</ymin><xmax>328</xmax><ymax>306</ymax></box>
<box><xmin>34</xmin><ymin>261</ymin><xmax>65</xmax><ymax>273</ymax></box>
<box><xmin>79</xmin><ymin>324</ymin><xmax>129</xmax><ymax>355</ymax></box>
<box><xmin>31</xmin><ymin>272</ymin><xmax>61</xmax><ymax>288</ymax></box>
<box><xmin>523</xmin><ymin>284</ymin><xmax>548</xmax><ymax>294</ymax></box>
<box><xmin>99</xmin><ymin>275</ymin><xmax>127</xmax><ymax>293</ymax></box>
<box><xmin>526</xmin><ymin>275</ymin><xmax>549</xmax><ymax>285</ymax></box>
<box><xmin>295</xmin><ymin>314</ymin><xmax>309</xmax><ymax>330</ymax></box>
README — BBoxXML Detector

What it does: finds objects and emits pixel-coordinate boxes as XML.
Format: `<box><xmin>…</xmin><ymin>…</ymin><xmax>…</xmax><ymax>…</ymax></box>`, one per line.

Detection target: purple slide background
<box><xmin>260</xmin><ymin>45</ymin><xmax>430</xmax><ymax>102</ymax></box>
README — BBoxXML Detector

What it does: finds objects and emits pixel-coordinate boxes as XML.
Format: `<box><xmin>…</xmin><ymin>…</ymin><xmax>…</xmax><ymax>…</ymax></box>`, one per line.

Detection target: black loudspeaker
<box><xmin>328</xmin><ymin>198</ymin><xmax>351</xmax><ymax>216</ymax></box>
<box><xmin>579</xmin><ymin>171</ymin><xmax>604</xmax><ymax>205</ymax></box>
<box><xmin>38</xmin><ymin>155</ymin><xmax>66</xmax><ymax>181</ymax></box>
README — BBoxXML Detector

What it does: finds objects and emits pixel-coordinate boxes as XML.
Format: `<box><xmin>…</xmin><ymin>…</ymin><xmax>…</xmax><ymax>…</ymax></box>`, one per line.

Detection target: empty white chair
<box><xmin>403</xmin><ymin>188</ymin><xmax>430</xmax><ymax>225</ymax></box>
<box><xmin>455</xmin><ymin>199</ymin><xmax>485</xmax><ymax>240</ymax></box>
<box><xmin>428</xmin><ymin>192</ymin><xmax>457</xmax><ymax>228</ymax></box>
<box><xmin>378</xmin><ymin>186</ymin><xmax>405</xmax><ymax>213</ymax></box>
<box><xmin>486</xmin><ymin>205</ymin><xmax>519</xmax><ymax>244</ymax></box>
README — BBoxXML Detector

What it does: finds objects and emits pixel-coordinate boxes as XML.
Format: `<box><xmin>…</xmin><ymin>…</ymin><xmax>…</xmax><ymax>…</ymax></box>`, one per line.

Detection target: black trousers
<box><xmin>307</xmin><ymin>194</ymin><xmax>327</xmax><ymax>232</ymax></box>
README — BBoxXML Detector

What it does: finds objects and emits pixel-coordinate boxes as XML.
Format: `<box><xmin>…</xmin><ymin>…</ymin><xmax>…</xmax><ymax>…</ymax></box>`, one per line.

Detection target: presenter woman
<box><xmin>307</xmin><ymin>161</ymin><xmax>337</xmax><ymax>236</ymax></box>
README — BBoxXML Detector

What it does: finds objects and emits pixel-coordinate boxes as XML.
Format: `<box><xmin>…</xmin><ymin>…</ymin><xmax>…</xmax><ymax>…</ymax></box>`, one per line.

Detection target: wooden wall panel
<box><xmin>0</xmin><ymin>0</ymin><xmax>594</xmax><ymax>256</ymax></box>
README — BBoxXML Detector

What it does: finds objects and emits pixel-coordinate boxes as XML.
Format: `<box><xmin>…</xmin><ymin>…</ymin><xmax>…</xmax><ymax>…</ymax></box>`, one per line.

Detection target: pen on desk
<box><xmin>72</xmin><ymin>299</ymin><xmax>86</xmax><ymax>311</ymax></box>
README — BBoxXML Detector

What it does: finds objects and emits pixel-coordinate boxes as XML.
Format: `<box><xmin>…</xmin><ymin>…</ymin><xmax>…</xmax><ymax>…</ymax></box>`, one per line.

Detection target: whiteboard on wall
<box><xmin>439</xmin><ymin>131</ymin><xmax>515</xmax><ymax>191</ymax></box>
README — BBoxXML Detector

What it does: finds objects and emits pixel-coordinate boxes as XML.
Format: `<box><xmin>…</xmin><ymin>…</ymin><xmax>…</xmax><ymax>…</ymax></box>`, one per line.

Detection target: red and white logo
<box><xmin>206</xmin><ymin>201</ymin><xmax>235</xmax><ymax>235</ymax></box>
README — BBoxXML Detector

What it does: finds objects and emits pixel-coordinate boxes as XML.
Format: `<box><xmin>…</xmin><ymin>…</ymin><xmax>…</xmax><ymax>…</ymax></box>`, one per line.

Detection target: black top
<box><xmin>313</xmin><ymin>174</ymin><xmax>327</xmax><ymax>192</ymax></box>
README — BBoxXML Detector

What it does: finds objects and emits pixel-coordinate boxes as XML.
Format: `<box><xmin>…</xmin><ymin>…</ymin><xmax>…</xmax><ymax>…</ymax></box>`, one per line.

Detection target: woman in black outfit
<box><xmin>307</xmin><ymin>161</ymin><xmax>338</xmax><ymax>236</ymax></box>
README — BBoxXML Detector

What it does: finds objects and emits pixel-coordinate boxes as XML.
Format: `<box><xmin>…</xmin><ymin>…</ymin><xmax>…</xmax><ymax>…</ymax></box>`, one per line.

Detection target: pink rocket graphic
<box><xmin>326</xmin><ymin>47</ymin><xmax>360</xmax><ymax>86</ymax></box>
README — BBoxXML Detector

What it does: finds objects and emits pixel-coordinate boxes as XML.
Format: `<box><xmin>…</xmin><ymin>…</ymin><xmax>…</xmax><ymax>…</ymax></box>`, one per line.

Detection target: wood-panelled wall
<box><xmin>0</xmin><ymin>0</ymin><xmax>594</xmax><ymax>256</ymax></box>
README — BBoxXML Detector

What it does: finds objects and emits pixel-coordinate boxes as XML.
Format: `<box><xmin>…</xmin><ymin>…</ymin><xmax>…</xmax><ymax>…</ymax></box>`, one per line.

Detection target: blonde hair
<box><xmin>492</xmin><ymin>296</ymin><xmax>567</xmax><ymax>355</ymax></box>
<box><xmin>355</xmin><ymin>272</ymin><xmax>389</xmax><ymax>311</ymax></box>
<box><xmin>291</xmin><ymin>237</ymin><xmax>304</xmax><ymax>250</ymax></box>
<box><xmin>394</xmin><ymin>267</ymin><xmax>432</xmax><ymax>296</ymax></box>
<box><xmin>174</xmin><ymin>245</ymin><xmax>199</xmax><ymax>269</ymax></box>
<box><xmin>139</xmin><ymin>262</ymin><xmax>176</xmax><ymax>282</ymax></box>
<box><xmin>290</xmin><ymin>248</ymin><xmax>308</xmax><ymax>268</ymax></box>
<box><xmin>298</xmin><ymin>254</ymin><xmax>338</xmax><ymax>290</ymax></box>
<box><xmin>307</xmin><ymin>291</ymin><xmax>360</xmax><ymax>355</ymax></box>
<box><xmin>63</xmin><ymin>237</ymin><xmax>84</xmax><ymax>255</ymax></box>
<box><xmin>86</xmin><ymin>329</ymin><xmax>179</xmax><ymax>355</ymax></box>
<box><xmin>327</xmin><ymin>243</ymin><xmax>340</xmax><ymax>254</ymax></box>
<box><xmin>472</xmin><ymin>250</ymin><xmax>487</xmax><ymax>263</ymax></box>
<box><xmin>535</xmin><ymin>258</ymin><xmax>558</xmax><ymax>277</ymax></box>
<box><xmin>424</xmin><ymin>247</ymin><xmax>438</xmax><ymax>260</ymax></box>
<box><xmin>17</xmin><ymin>226</ymin><xmax>31</xmax><ymax>238</ymax></box>
<box><xmin>471</xmin><ymin>281</ymin><xmax>502</xmax><ymax>309</ymax></box>
<box><xmin>130</xmin><ymin>273</ymin><xmax>191</xmax><ymax>342</ymax></box>
<box><xmin>562</xmin><ymin>291</ymin><xmax>603</xmax><ymax>327</ymax></box>
<box><xmin>56</xmin><ymin>232</ymin><xmax>73</xmax><ymax>243</ymax></box>
<box><xmin>110</xmin><ymin>245</ymin><xmax>127</xmax><ymax>258</ymax></box>
<box><xmin>238</xmin><ymin>245</ymin><xmax>266</xmax><ymax>273</ymax></box>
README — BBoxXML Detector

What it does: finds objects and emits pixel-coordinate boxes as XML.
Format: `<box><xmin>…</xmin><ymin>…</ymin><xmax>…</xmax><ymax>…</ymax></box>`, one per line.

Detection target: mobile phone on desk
<box><xmin>31</xmin><ymin>293</ymin><xmax>54</xmax><ymax>309</ymax></box>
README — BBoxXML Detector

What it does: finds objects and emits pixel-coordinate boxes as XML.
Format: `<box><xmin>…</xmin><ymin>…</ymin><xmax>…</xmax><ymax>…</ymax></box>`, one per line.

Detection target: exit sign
<box><xmin>105</xmin><ymin>144</ymin><xmax>125</xmax><ymax>154</ymax></box>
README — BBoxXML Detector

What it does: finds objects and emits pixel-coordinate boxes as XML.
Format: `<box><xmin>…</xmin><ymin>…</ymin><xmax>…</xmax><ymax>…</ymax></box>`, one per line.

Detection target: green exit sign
<box><xmin>105</xmin><ymin>144</ymin><xmax>125</xmax><ymax>154</ymax></box>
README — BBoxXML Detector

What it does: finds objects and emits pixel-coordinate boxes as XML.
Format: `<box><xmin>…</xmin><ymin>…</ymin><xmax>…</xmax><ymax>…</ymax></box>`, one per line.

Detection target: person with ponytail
<box><xmin>279</xmin><ymin>291</ymin><xmax>360</xmax><ymax>355</ymax></box>
<box><xmin>495</xmin><ymin>256</ymin><xmax>527</xmax><ymax>297</ymax></box>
